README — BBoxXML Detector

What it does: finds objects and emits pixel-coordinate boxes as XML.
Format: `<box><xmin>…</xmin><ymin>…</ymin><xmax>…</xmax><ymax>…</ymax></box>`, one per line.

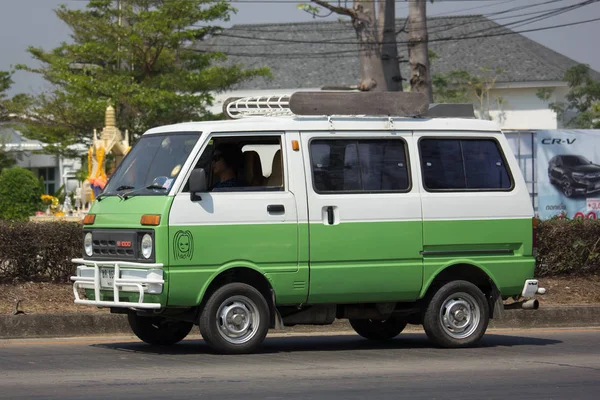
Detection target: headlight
<box><xmin>84</xmin><ymin>232</ymin><xmax>93</xmax><ymax>256</ymax></box>
<box><xmin>141</xmin><ymin>234</ymin><xmax>153</xmax><ymax>259</ymax></box>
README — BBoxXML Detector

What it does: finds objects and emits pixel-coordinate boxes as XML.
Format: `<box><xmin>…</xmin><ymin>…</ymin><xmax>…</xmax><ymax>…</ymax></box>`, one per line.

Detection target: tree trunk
<box><xmin>378</xmin><ymin>0</ymin><xmax>402</xmax><ymax>91</ymax></box>
<box><xmin>353</xmin><ymin>1</ymin><xmax>386</xmax><ymax>91</ymax></box>
<box><xmin>408</xmin><ymin>0</ymin><xmax>432</xmax><ymax>102</ymax></box>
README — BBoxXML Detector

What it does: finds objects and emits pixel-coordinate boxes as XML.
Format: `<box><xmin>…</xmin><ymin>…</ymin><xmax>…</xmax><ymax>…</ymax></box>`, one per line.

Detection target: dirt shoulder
<box><xmin>1</xmin><ymin>276</ymin><xmax>599</xmax><ymax>315</ymax></box>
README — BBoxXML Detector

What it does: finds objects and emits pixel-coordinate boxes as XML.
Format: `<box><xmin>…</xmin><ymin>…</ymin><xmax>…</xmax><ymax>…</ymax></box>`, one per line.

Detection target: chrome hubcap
<box><xmin>439</xmin><ymin>292</ymin><xmax>480</xmax><ymax>339</ymax></box>
<box><xmin>216</xmin><ymin>296</ymin><xmax>259</xmax><ymax>344</ymax></box>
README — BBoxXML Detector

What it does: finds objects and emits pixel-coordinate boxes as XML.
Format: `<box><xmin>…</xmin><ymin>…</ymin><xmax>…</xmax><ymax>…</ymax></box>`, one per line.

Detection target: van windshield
<box><xmin>102</xmin><ymin>132</ymin><xmax>201</xmax><ymax>197</ymax></box>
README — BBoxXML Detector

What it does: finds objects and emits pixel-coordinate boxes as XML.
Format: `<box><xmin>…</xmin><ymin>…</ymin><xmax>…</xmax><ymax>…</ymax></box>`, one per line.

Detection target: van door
<box><xmin>167</xmin><ymin>132</ymin><xmax>305</xmax><ymax>307</ymax></box>
<box><xmin>300</xmin><ymin>131</ymin><xmax>423</xmax><ymax>304</ymax></box>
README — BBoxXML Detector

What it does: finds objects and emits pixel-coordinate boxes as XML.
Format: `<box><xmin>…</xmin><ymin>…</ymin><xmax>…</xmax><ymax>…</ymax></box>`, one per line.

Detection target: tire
<box><xmin>561</xmin><ymin>177</ymin><xmax>574</xmax><ymax>198</ymax></box>
<box><xmin>199</xmin><ymin>282</ymin><xmax>270</xmax><ymax>354</ymax></box>
<box><xmin>423</xmin><ymin>280</ymin><xmax>489</xmax><ymax>348</ymax></box>
<box><xmin>128</xmin><ymin>312</ymin><xmax>193</xmax><ymax>346</ymax></box>
<box><xmin>349</xmin><ymin>317</ymin><xmax>407</xmax><ymax>340</ymax></box>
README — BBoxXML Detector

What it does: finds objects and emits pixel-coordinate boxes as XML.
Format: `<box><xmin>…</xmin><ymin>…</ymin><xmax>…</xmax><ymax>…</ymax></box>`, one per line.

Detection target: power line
<box><xmin>202</xmin><ymin>0</ymin><xmax>597</xmax><ymax>46</ymax></box>
<box><xmin>194</xmin><ymin>15</ymin><xmax>600</xmax><ymax>58</ymax></box>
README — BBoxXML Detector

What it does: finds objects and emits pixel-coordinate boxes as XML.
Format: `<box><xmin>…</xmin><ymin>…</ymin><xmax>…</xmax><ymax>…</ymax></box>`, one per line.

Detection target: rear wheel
<box><xmin>349</xmin><ymin>317</ymin><xmax>407</xmax><ymax>340</ymax></box>
<box><xmin>423</xmin><ymin>280</ymin><xmax>489</xmax><ymax>348</ymax></box>
<box><xmin>199</xmin><ymin>282</ymin><xmax>270</xmax><ymax>354</ymax></box>
<box><xmin>128</xmin><ymin>312</ymin><xmax>193</xmax><ymax>346</ymax></box>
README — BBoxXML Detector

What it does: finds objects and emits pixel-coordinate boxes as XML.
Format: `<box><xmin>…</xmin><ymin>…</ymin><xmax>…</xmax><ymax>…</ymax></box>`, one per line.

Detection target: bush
<box><xmin>536</xmin><ymin>218</ymin><xmax>600</xmax><ymax>277</ymax></box>
<box><xmin>1</xmin><ymin>218</ymin><xmax>598</xmax><ymax>284</ymax></box>
<box><xmin>0</xmin><ymin>167</ymin><xmax>43</xmax><ymax>221</ymax></box>
<box><xmin>0</xmin><ymin>220</ymin><xmax>82</xmax><ymax>283</ymax></box>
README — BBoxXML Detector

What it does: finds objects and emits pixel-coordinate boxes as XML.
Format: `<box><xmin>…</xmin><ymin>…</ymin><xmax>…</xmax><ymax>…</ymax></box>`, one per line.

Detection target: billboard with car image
<box><xmin>537</xmin><ymin>130</ymin><xmax>600</xmax><ymax>219</ymax></box>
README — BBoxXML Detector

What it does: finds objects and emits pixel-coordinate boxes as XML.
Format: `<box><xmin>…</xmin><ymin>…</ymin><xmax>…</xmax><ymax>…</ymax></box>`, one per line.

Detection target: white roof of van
<box><xmin>144</xmin><ymin>116</ymin><xmax>501</xmax><ymax>135</ymax></box>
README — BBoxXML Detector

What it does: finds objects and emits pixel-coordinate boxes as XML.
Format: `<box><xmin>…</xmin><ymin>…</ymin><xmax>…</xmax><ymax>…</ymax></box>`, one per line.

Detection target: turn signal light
<box><xmin>141</xmin><ymin>214</ymin><xmax>161</xmax><ymax>226</ymax></box>
<box><xmin>83</xmin><ymin>214</ymin><xmax>95</xmax><ymax>225</ymax></box>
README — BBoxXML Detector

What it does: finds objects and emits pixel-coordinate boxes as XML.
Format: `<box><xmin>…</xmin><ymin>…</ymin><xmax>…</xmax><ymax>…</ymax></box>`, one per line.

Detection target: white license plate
<box><xmin>100</xmin><ymin>268</ymin><xmax>115</xmax><ymax>288</ymax></box>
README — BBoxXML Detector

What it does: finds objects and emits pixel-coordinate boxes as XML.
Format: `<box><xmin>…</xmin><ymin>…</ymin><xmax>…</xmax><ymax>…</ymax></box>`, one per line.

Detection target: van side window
<box><xmin>420</xmin><ymin>138</ymin><xmax>513</xmax><ymax>191</ymax></box>
<box><xmin>310</xmin><ymin>139</ymin><xmax>410</xmax><ymax>193</ymax></box>
<box><xmin>183</xmin><ymin>135</ymin><xmax>284</xmax><ymax>192</ymax></box>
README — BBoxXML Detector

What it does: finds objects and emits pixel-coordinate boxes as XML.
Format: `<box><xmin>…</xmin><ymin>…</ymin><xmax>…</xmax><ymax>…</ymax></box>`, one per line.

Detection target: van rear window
<box><xmin>419</xmin><ymin>138</ymin><xmax>513</xmax><ymax>191</ymax></box>
<box><xmin>309</xmin><ymin>139</ymin><xmax>410</xmax><ymax>193</ymax></box>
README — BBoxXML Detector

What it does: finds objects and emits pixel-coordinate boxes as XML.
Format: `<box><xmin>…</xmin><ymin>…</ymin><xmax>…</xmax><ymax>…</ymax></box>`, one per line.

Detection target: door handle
<box><xmin>267</xmin><ymin>204</ymin><xmax>285</xmax><ymax>214</ymax></box>
<box><xmin>326</xmin><ymin>206</ymin><xmax>334</xmax><ymax>225</ymax></box>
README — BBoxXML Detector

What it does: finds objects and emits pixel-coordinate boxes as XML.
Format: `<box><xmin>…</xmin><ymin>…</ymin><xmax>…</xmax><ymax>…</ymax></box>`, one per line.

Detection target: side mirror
<box><xmin>189</xmin><ymin>168</ymin><xmax>207</xmax><ymax>201</ymax></box>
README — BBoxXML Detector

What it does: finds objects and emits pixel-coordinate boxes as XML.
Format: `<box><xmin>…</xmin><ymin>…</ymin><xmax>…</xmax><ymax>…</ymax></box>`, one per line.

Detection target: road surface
<box><xmin>1</xmin><ymin>328</ymin><xmax>599</xmax><ymax>399</ymax></box>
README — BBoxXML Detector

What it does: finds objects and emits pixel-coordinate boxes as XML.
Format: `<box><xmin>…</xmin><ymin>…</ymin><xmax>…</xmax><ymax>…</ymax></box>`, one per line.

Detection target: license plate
<box><xmin>100</xmin><ymin>268</ymin><xmax>115</xmax><ymax>289</ymax></box>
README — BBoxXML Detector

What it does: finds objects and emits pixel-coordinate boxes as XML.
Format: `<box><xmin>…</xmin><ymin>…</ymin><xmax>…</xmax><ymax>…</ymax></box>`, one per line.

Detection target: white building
<box><xmin>0</xmin><ymin>124</ymin><xmax>82</xmax><ymax>195</ymax></box>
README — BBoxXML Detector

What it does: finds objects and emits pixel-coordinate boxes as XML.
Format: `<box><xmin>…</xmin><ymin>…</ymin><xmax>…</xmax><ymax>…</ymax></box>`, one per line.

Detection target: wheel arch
<box><xmin>196</xmin><ymin>263</ymin><xmax>277</xmax><ymax>327</ymax></box>
<box><xmin>420</xmin><ymin>261</ymin><xmax>502</xmax><ymax>318</ymax></box>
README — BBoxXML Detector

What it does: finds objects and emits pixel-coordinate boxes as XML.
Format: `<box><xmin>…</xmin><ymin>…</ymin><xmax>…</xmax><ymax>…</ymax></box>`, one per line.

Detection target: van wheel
<box><xmin>199</xmin><ymin>283</ymin><xmax>270</xmax><ymax>354</ymax></box>
<box><xmin>128</xmin><ymin>312</ymin><xmax>193</xmax><ymax>346</ymax></box>
<box><xmin>349</xmin><ymin>317</ymin><xmax>407</xmax><ymax>340</ymax></box>
<box><xmin>423</xmin><ymin>280</ymin><xmax>489</xmax><ymax>348</ymax></box>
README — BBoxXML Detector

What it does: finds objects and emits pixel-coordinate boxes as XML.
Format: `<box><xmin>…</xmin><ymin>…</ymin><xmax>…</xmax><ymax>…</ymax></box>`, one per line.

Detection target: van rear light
<box><xmin>532</xmin><ymin>217</ymin><xmax>538</xmax><ymax>257</ymax></box>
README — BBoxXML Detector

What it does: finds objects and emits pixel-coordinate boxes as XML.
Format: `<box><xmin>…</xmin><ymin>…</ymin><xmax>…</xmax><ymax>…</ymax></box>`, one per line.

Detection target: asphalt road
<box><xmin>1</xmin><ymin>328</ymin><xmax>599</xmax><ymax>400</ymax></box>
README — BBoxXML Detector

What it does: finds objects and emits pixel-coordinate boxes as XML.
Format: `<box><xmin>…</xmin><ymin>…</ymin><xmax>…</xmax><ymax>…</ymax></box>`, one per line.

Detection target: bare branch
<box><xmin>310</xmin><ymin>0</ymin><xmax>356</xmax><ymax>18</ymax></box>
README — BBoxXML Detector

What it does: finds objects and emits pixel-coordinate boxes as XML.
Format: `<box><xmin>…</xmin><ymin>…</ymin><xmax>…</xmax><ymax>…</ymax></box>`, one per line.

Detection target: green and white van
<box><xmin>71</xmin><ymin>92</ymin><xmax>544</xmax><ymax>354</ymax></box>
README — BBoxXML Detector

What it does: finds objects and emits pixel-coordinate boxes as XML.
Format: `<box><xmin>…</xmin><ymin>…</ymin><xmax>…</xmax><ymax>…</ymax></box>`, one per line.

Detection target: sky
<box><xmin>1</xmin><ymin>0</ymin><xmax>599</xmax><ymax>96</ymax></box>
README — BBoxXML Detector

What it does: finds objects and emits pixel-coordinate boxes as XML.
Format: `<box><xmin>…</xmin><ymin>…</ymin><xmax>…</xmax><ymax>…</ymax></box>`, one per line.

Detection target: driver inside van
<box><xmin>211</xmin><ymin>143</ymin><xmax>243</xmax><ymax>190</ymax></box>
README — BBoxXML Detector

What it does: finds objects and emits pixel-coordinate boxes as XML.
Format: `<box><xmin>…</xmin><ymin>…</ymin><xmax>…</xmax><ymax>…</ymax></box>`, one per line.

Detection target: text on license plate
<box><xmin>100</xmin><ymin>268</ymin><xmax>115</xmax><ymax>288</ymax></box>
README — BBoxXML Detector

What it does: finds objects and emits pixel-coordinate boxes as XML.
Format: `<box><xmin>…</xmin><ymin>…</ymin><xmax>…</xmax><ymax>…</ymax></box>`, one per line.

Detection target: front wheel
<box><xmin>349</xmin><ymin>317</ymin><xmax>407</xmax><ymax>340</ymax></box>
<box><xmin>423</xmin><ymin>280</ymin><xmax>489</xmax><ymax>348</ymax></box>
<box><xmin>128</xmin><ymin>312</ymin><xmax>193</xmax><ymax>346</ymax></box>
<box><xmin>199</xmin><ymin>282</ymin><xmax>270</xmax><ymax>354</ymax></box>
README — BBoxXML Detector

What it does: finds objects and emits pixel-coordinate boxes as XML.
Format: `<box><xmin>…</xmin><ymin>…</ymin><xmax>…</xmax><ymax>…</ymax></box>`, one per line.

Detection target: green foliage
<box><xmin>0</xmin><ymin>133</ymin><xmax>17</xmax><ymax>173</ymax></box>
<box><xmin>542</xmin><ymin>64</ymin><xmax>600</xmax><ymax>128</ymax></box>
<box><xmin>0</xmin><ymin>221</ymin><xmax>82</xmax><ymax>283</ymax></box>
<box><xmin>432</xmin><ymin>67</ymin><xmax>505</xmax><ymax>121</ymax></box>
<box><xmin>536</xmin><ymin>218</ymin><xmax>600</xmax><ymax>277</ymax></box>
<box><xmin>0</xmin><ymin>167</ymin><xmax>44</xmax><ymax>221</ymax></box>
<box><xmin>12</xmin><ymin>0</ymin><xmax>270</xmax><ymax>156</ymax></box>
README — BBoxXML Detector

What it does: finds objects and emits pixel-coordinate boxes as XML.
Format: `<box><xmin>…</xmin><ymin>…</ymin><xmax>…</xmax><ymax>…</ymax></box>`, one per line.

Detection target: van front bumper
<box><xmin>70</xmin><ymin>258</ymin><xmax>164</xmax><ymax>310</ymax></box>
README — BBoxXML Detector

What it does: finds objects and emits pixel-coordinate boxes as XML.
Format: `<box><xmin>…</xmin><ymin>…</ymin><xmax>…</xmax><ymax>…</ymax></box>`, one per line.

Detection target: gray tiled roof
<box><xmin>198</xmin><ymin>15</ymin><xmax>600</xmax><ymax>90</ymax></box>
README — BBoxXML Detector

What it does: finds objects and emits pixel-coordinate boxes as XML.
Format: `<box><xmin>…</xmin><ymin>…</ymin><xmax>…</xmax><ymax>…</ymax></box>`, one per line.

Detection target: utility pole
<box><xmin>408</xmin><ymin>0</ymin><xmax>432</xmax><ymax>102</ymax></box>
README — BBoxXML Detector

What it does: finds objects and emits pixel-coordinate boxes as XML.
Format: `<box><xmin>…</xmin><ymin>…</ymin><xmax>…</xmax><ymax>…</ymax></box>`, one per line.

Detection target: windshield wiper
<box><xmin>97</xmin><ymin>185</ymin><xmax>135</xmax><ymax>201</ymax></box>
<box><xmin>120</xmin><ymin>184</ymin><xmax>168</xmax><ymax>200</ymax></box>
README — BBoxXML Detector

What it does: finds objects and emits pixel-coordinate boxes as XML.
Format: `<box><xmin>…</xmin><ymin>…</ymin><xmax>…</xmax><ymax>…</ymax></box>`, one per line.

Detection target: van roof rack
<box><xmin>222</xmin><ymin>91</ymin><xmax>474</xmax><ymax>119</ymax></box>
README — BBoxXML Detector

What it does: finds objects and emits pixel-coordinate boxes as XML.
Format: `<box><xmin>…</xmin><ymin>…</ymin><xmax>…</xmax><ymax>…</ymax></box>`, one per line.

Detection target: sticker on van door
<box><xmin>173</xmin><ymin>230</ymin><xmax>194</xmax><ymax>260</ymax></box>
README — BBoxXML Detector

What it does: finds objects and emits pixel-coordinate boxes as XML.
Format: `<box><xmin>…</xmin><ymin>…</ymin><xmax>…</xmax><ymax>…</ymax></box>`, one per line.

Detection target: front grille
<box><xmin>92</xmin><ymin>239</ymin><xmax>135</xmax><ymax>257</ymax></box>
<box><xmin>83</xmin><ymin>229</ymin><xmax>155</xmax><ymax>263</ymax></box>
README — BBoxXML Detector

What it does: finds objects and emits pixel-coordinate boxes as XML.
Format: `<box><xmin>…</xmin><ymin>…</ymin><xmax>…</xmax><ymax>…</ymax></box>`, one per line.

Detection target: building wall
<box><xmin>486</xmin><ymin>86</ymin><xmax>568</xmax><ymax>130</ymax></box>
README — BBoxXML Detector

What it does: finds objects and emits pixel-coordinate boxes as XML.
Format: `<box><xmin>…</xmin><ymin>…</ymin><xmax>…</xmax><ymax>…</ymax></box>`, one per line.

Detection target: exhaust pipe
<box><xmin>522</xmin><ymin>299</ymin><xmax>539</xmax><ymax>310</ymax></box>
<box><xmin>504</xmin><ymin>299</ymin><xmax>539</xmax><ymax>310</ymax></box>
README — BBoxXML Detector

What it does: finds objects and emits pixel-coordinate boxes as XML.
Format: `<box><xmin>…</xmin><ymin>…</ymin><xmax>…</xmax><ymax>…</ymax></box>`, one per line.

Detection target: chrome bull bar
<box><xmin>70</xmin><ymin>258</ymin><xmax>164</xmax><ymax>310</ymax></box>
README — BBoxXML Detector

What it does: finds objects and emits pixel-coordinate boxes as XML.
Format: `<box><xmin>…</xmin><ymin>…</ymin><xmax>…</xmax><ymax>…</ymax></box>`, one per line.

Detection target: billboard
<box><xmin>536</xmin><ymin>130</ymin><xmax>600</xmax><ymax>220</ymax></box>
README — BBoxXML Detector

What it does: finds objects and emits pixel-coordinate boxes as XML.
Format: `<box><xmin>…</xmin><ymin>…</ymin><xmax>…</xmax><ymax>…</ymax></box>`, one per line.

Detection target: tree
<box><xmin>0</xmin><ymin>167</ymin><xmax>43</xmax><ymax>221</ymax></box>
<box><xmin>537</xmin><ymin>64</ymin><xmax>600</xmax><ymax>129</ymax></box>
<box><xmin>407</xmin><ymin>0</ymin><xmax>432</xmax><ymax>101</ymax></box>
<box><xmin>300</xmin><ymin>1</ymin><xmax>433</xmax><ymax>97</ymax></box>
<box><xmin>11</xmin><ymin>0</ymin><xmax>269</xmax><ymax>156</ymax></box>
<box><xmin>1</xmin><ymin>72</ymin><xmax>17</xmax><ymax>172</ymax></box>
<box><xmin>300</xmin><ymin>0</ymin><xmax>403</xmax><ymax>91</ymax></box>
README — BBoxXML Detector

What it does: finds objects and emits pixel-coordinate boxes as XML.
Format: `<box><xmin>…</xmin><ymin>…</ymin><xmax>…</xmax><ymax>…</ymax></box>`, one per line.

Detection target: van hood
<box><xmin>87</xmin><ymin>196</ymin><xmax>174</xmax><ymax>228</ymax></box>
